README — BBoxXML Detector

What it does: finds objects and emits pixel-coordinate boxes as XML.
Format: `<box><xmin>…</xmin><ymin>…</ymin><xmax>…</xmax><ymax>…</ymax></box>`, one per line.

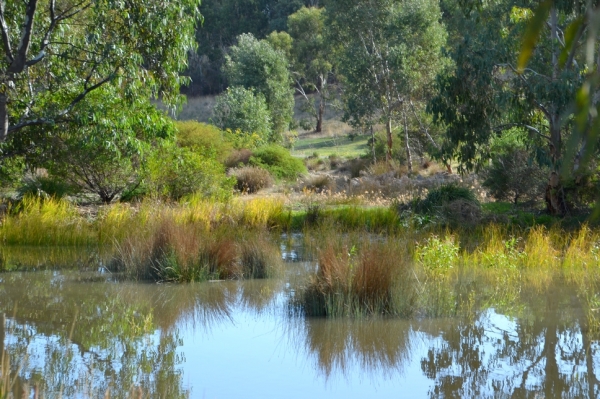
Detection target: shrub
<box><xmin>340</xmin><ymin>158</ymin><xmax>370</xmax><ymax>178</ymax></box>
<box><xmin>299</xmin><ymin>175</ymin><xmax>335</xmax><ymax>194</ymax></box>
<box><xmin>482</xmin><ymin>149</ymin><xmax>547</xmax><ymax>206</ymax></box>
<box><xmin>413</xmin><ymin>184</ymin><xmax>478</xmax><ymax>214</ymax></box>
<box><xmin>145</xmin><ymin>140</ymin><xmax>234</xmax><ymax>201</ymax></box>
<box><xmin>212</xmin><ymin>86</ymin><xmax>272</xmax><ymax>145</ymax></box>
<box><xmin>175</xmin><ymin>121</ymin><xmax>233</xmax><ymax>162</ymax></box>
<box><xmin>230</xmin><ymin>166</ymin><xmax>274</xmax><ymax>193</ymax></box>
<box><xmin>225</xmin><ymin>149</ymin><xmax>253</xmax><ymax>168</ymax></box>
<box><xmin>17</xmin><ymin>171</ymin><xmax>77</xmax><ymax>199</ymax></box>
<box><xmin>249</xmin><ymin>145</ymin><xmax>307</xmax><ymax>179</ymax></box>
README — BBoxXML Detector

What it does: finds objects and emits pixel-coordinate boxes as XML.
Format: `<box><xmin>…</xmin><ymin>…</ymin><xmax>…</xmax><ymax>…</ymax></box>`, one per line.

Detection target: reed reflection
<box><xmin>297</xmin><ymin>317</ymin><xmax>415</xmax><ymax>379</ymax></box>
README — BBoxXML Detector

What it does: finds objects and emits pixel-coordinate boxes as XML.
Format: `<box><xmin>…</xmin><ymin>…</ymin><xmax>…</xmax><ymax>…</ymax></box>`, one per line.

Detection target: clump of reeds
<box><xmin>113</xmin><ymin>220</ymin><xmax>281</xmax><ymax>282</ymax></box>
<box><xmin>0</xmin><ymin>196</ymin><xmax>95</xmax><ymax>245</ymax></box>
<box><xmin>298</xmin><ymin>239</ymin><xmax>414</xmax><ymax>317</ymax></box>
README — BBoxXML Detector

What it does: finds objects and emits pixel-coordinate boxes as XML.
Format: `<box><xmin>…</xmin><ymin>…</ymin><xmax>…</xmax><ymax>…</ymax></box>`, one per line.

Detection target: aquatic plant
<box><xmin>113</xmin><ymin>220</ymin><xmax>282</xmax><ymax>282</ymax></box>
<box><xmin>298</xmin><ymin>239</ymin><xmax>415</xmax><ymax>317</ymax></box>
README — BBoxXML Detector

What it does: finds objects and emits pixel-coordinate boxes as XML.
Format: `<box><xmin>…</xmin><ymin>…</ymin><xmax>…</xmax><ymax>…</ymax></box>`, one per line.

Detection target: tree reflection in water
<box><xmin>420</xmin><ymin>282</ymin><xmax>600</xmax><ymax>398</ymax></box>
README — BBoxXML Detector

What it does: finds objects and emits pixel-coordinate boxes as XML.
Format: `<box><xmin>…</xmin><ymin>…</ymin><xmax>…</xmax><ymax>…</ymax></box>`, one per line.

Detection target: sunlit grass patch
<box><xmin>0</xmin><ymin>196</ymin><xmax>95</xmax><ymax>245</ymax></box>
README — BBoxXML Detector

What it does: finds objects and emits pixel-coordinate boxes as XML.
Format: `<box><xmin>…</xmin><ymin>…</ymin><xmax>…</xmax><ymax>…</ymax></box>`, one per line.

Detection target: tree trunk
<box><xmin>316</xmin><ymin>96</ymin><xmax>324</xmax><ymax>133</ymax></box>
<box><xmin>315</xmin><ymin>75</ymin><xmax>325</xmax><ymax>133</ymax></box>
<box><xmin>0</xmin><ymin>93</ymin><xmax>8</xmax><ymax>142</ymax></box>
<box><xmin>385</xmin><ymin>117</ymin><xmax>392</xmax><ymax>164</ymax></box>
<box><xmin>403</xmin><ymin>109</ymin><xmax>412</xmax><ymax>173</ymax></box>
<box><xmin>371</xmin><ymin>124</ymin><xmax>376</xmax><ymax>164</ymax></box>
<box><xmin>545</xmin><ymin>115</ymin><xmax>566</xmax><ymax>215</ymax></box>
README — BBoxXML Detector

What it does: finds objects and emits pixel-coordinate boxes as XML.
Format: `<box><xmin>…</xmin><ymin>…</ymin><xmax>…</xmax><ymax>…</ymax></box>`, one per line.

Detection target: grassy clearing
<box><xmin>292</xmin><ymin>134</ymin><xmax>369</xmax><ymax>158</ymax></box>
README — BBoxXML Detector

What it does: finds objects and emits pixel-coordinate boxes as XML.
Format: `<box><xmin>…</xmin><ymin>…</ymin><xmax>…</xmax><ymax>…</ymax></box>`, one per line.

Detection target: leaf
<box><xmin>559</xmin><ymin>16</ymin><xmax>584</xmax><ymax>68</ymax></box>
<box><xmin>517</xmin><ymin>0</ymin><xmax>552</xmax><ymax>73</ymax></box>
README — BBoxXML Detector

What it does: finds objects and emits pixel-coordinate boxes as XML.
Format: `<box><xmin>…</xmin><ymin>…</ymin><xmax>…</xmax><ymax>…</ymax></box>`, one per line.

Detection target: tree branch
<box><xmin>493</xmin><ymin>123</ymin><xmax>552</xmax><ymax>142</ymax></box>
<box><xmin>7</xmin><ymin>70</ymin><xmax>116</xmax><ymax>134</ymax></box>
<box><xmin>8</xmin><ymin>0</ymin><xmax>39</xmax><ymax>74</ymax></box>
<box><xmin>0</xmin><ymin>0</ymin><xmax>13</xmax><ymax>62</ymax></box>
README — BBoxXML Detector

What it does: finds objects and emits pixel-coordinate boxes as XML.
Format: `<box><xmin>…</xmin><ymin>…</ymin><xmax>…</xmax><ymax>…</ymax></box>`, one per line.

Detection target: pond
<box><xmin>1</xmin><ymin>240</ymin><xmax>599</xmax><ymax>398</ymax></box>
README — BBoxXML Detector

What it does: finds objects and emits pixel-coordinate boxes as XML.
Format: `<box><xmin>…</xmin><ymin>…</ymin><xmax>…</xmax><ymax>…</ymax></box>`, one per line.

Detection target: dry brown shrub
<box><xmin>230</xmin><ymin>166</ymin><xmax>274</xmax><ymax>193</ymax></box>
<box><xmin>225</xmin><ymin>148</ymin><xmax>253</xmax><ymax>168</ymax></box>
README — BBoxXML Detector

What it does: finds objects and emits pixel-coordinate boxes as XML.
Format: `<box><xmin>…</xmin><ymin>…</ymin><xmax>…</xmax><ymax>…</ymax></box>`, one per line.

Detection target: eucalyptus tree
<box><xmin>224</xmin><ymin>33</ymin><xmax>294</xmax><ymax>142</ymax></box>
<box><xmin>288</xmin><ymin>6</ymin><xmax>333</xmax><ymax>132</ymax></box>
<box><xmin>0</xmin><ymin>0</ymin><xmax>201</xmax><ymax>146</ymax></box>
<box><xmin>431</xmin><ymin>0</ymin><xmax>596</xmax><ymax>214</ymax></box>
<box><xmin>327</xmin><ymin>0</ymin><xmax>447</xmax><ymax>168</ymax></box>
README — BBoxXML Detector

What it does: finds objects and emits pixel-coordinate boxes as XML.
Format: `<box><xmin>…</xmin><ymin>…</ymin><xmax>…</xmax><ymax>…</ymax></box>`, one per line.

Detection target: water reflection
<box><xmin>3</xmin><ymin>250</ymin><xmax>600</xmax><ymax>397</ymax></box>
<box><xmin>298</xmin><ymin>318</ymin><xmax>414</xmax><ymax>379</ymax></box>
<box><xmin>420</xmin><ymin>309</ymin><xmax>600</xmax><ymax>398</ymax></box>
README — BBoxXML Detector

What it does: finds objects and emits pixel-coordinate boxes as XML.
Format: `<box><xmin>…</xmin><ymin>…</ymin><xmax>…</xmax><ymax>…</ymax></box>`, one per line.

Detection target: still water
<box><xmin>1</xmin><ymin>241</ymin><xmax>600</xmax><ymax>398</ymax></box>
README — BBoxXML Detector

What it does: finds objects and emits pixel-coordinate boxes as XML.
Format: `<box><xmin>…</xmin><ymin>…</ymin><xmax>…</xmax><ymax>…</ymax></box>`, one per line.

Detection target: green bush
<box><xmin>482</xmin><ymin>149</ymin><xmax>547</xmax><ymax>206</ymax></box>
<box><xmin>145</xmin><ymin>140</ymin><xmax>234</xmax><ymax>201</ymax></box>
<box><xmin>249</xmin><ymin>145</ymin><xmax>307</xmax><ymax>179</ymax></box>
<box><xmin>212</xmin><ymin>86</ymin><xmax>272</xmax><ymax>146</ymax></box>
<box><xmin>413</xmin><ymin>184</ymin><xmax>478</xmax><ymax>214</ymax></box>
<box><xmin>175</xmin><ymin>121</ymin><xmax>233</xmax><ymax>162</ymax></box>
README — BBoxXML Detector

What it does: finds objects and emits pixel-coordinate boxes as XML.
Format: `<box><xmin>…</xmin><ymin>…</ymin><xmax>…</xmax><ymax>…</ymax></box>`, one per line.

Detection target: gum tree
<box><xmin>327</xmin><ymin>0</ymin><xmax>447</xmax><ymax>168</ymax></box>
<box><xmin>431</xmin><ymin>0</ymin><xmax>595</xmax><ymax>214</ymax></box>
<box><xmin>224</xmin><ymin>33</ymin><xmax>294</xmax><ymax>143</ymax></box>
<box><xmin>287</xmin><ymin>6</ymin><xmax>333</xmax><ymax>133</ymax></box>
<box><xmin>0</xmin><ymin>0</ymin><xmax>201</xmax><ymax>144</ymax></box>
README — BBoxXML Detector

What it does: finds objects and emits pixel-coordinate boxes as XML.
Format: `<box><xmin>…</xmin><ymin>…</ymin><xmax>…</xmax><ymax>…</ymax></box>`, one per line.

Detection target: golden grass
<box><xmin>113</xmin><ymin>219</ymin><xmax>282</xmax><ymax>282</ymax></box>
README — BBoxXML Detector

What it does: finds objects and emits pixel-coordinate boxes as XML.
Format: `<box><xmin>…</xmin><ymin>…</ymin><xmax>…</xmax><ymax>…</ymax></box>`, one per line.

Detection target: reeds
<box><xmin>298</xmin><ymin>238</ymin><xmax>415</xmax><ymax>317</ymax></box>
<box><xmin>113</xmin><ymin>220</ymin><xmax>282</xmax><ymax>282</ymax></box>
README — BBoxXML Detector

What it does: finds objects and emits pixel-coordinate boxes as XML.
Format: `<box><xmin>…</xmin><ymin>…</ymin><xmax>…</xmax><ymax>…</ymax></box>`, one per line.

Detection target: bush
<box><xmin>413</xmin><ymin>184</ymin><xmax>478</xmax><ymax>214</ymax></box>
<box><xmin>145</xmin><ymin>140</ymin><xmax>234</xmax><ymax>201</ymax></box>
<box><xmin>212</xmin><ymin>86</ymin><xmax>272</xmax><ymax>146</ymax></box>
<box><xmin>230</xmin><ymin>166</ymin><xmax>274</xmax><ymax>193</ymax></box>
<box><xmin>249</xmin><ymin>145</ymin><xmax>307</xmax><ymax>179</ymax></box>
<box><xmin>299</xmin><ymin>175</ymin><xmax>335</xmax><ymax>193</ymax></box>
<box><xmin>225</xmin><ymin>149</ymin><xmax>253</xmax><ymax>168</ymax></box>
<box><xmin>175</xmin><ymin>121</ymin><xmax>233</xmax><ymax>162</ymax></box>
<box><xmin>17</xmin><ymin>171</ymin><xmax>77</xmax><ymax>199</ymax></box>
<box><xmin>482</xmin><ymin>149</ymin><xmax>547</xmax><ymax>206</ymax></box>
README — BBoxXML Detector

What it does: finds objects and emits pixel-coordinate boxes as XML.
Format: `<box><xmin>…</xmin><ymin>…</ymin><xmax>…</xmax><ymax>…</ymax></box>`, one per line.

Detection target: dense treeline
<box><xmin>1</xmin><ymin>0</ymin><xmax>600</xmax><ymax>216</ymax></box>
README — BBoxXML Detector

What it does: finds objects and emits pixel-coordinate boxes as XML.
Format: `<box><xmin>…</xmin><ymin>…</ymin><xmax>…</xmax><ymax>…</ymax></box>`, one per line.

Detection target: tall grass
<box><xmin>0</xmin><ymin>196</ymin><xmax>95</xmax><ymax>245</ymax></box>
<box><xmin>113</xmin><ymin>220</ymin><xmax>282</xmax><ymax>282</ymax></box>
<box><xmin>298</xmin><ymin>238</ymin><xmax>415</xmax><ymax>317</ymax></box>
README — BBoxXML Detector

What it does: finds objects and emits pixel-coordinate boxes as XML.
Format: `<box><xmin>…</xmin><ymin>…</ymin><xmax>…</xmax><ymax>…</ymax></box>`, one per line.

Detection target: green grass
<box><xmin>292</xmin><ymin>134</ymin><xmax>370</xmax><ymax>158</ymax></box>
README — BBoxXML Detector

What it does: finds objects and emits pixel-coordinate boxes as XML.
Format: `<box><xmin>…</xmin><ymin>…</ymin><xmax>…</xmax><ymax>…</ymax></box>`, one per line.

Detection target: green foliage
<box><xmin>187</xmin><ymin>0</ymin><xmax>304</xmax><ymax>94</ymax></box>
<box><xmin>224</xmin><ymin>33</ymin><xmax>295</xmax><ymax>141</ymax></box>
<box><xmin>145</xmin><ymin>140</ymin><xmax>234</xmax><ymax>201</ymax></box>
<box><xmin>482</xmin><ymin>149</ymin><xmax>548</xmax><ymax>205</ymax></box>
<box><xmin>249</xmin><ymin>145</ymin><xmax>307</xmax><ymax>179</ymax></box>
<box><xmin>328</xmin><ymin>0</ymin><xmax>448</xmax><ymax>154</ymax></box>
<box><xmin>36</xmin><ymin>89</ymin><xmax>174</xmax><ymax>203</ymax></box>
<box><xmin>416</xmin><ymin>236</ymin><xmax>459</xmax><ymax>275</ymax></box>
<box><xmin>175</xmin><ymin>121</ymin><xmax>233</xmax><ymax>162</ymax></box>
<box><xmin>212</xmin><ymin>86</ymin><xmax>272</xmax><ymax>146</ymax></box>
<box><xmin>1</xmin><ymin>0</ymin><xmax>201</xmax><ymax>141</ymax></box>
<box><xmin>413</xmin><ymin>184</ymin><xmax>478</xmax><ymax>214</ymax></box>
